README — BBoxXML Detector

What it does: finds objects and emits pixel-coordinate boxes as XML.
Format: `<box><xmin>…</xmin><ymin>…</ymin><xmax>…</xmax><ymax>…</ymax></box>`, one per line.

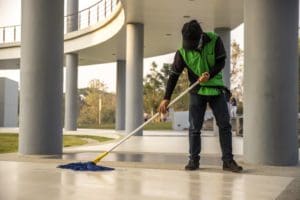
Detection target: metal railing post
<box><xmin>111</xmin><ymin>0</ymin><xmax>113</xmax><ymax>13</ymax></box>
<box><xmin>104</xmin><ymin>0</ymin><xmax>107</xmax><ymax>17</ymax></box>
<box><xmin>78</xmin><ymin>13</ymin><xmax>81</xmax><ymax>29</ymax></box>
<box><xmin>97</xmin><ymin>4</ymin><xmax>99</xmax><ymax>22</ymax></box>
<box><xmin>88</xmin><ymin>9</ymin><xmax>91</xmax><ymax>26</ymax></box>
<box><xmin>3</xmin><ymin>27</ymin><xmax>5</xmax><ymax>43</ymax></box>
<box><xmin>14</xmin><ymin>26</ymin><xmax>16</xmax><ymax>42</ymax></box>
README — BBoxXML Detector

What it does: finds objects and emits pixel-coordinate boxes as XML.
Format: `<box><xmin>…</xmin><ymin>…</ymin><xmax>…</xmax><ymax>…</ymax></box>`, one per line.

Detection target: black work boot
<box><xmin>223</xmin><ymin>160</ymin><xmax>243</xmax><ymax>173</ymax></box>
<box><xmin>185</xmin><ymin>159</ymin><xmax>199</xmax><ymax>171</ymax></box>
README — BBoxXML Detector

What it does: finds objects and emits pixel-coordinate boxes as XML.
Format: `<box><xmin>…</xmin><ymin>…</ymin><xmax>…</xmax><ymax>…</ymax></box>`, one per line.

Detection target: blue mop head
<box><xmin>57</xmin><ymin>162</ymin><xmax>114</xmax><ymax>171</ymax></box>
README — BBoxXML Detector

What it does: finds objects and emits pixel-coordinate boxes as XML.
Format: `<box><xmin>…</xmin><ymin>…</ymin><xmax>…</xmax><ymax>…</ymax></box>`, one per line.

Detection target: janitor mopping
<box><xmin>159</xmin><ymin>20</ymin><xmax>243</xmax><ymax>172</ymax></box>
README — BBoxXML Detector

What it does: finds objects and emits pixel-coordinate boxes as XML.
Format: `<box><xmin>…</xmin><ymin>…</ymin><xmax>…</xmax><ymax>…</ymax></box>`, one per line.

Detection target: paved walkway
<box><xmin>1</xmin><ymin>128</ymin><xmax>300</xmax><ymax>199</ymax></box>
<box><xmin>0</xmin><ymin>127</ymin><xmax>244</xmax><ymax>155</ymax></box>
<box><xmin>0</xmin><ymin>160</ymin><xmax>299</xmax><ymax>200</ymax></box>
<box><xmin>64</xmin><ymin>135</ymin><xmax>243</xmax><ymax>155</ymax></box>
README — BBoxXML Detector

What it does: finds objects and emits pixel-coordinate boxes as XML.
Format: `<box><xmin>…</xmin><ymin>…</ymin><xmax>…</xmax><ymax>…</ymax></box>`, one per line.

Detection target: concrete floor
<box><xmin>63</xmin><ymin>131</ymin><xmax>244</xmax><ymax>155</ymax></box>
<box><xmin>0</xmin><ymin>129</ymin><xmax>299</xmax><ymax>199</ymax></box>
<box><xmin>0</xmin><ymin>151</ymin><xmax>300</xmax><ymax>200</ymax></box>
<box><xmin>0</xmin><ymin>160</ymin><xmax>296</xmax><ymax>200</ymax></box>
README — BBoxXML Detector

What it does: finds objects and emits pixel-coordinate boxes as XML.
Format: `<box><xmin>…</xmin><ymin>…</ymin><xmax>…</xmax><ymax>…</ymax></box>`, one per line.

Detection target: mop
<box><xmin>58</xmin><ymin>80</ymin><xmax>200</xmax><ymax>171</ymax></box>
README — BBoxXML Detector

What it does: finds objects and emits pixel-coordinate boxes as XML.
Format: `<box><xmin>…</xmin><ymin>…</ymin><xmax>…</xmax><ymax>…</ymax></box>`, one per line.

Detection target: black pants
<box><xmin>189</xmin><ymin>93</ymin><xmax>233</xmax><ymax>162</ymax></box>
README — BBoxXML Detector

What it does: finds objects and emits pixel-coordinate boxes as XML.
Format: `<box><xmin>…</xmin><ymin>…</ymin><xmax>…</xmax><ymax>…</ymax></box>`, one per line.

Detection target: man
<box><xmin>230</xmin><ymin>97</ymin><xmax>238</xmax><ymax>118</ymax></box>
<box><xmin>158</xmin><ymin>20</ymin><xmax>242</xmax><ymax>172</ymax></box>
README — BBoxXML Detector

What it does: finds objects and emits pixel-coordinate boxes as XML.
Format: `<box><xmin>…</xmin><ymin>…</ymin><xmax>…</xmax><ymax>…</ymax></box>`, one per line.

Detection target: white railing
<box><xmin>0</xmin><ymin>0</ymin><xmax>120</xmax><ymax>44</ymax></box>
<box><xmin>0</xmin><ymin>25</ymin><xmax>21</xmax><ymax>44</ymax></box>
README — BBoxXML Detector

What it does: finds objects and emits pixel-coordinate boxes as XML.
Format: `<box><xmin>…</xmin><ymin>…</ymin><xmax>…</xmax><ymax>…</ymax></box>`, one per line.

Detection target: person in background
<box><xmin>158</xmin><ymin>20</ymin><xmax>243</xmax><ymax>173</ymax></box>
<box><xmin>230</xmin><ymin>97</ymin><xmax>237</xmax><ymax>118</ymax></box>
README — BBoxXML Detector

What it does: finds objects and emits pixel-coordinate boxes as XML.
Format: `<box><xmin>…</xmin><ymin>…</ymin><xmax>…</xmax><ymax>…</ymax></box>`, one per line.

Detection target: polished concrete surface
<box><xmin>64</xmin><ymin>135</ymin><xmax>244</xmax><ymax>155</ymax></box>
<box><xmin>1</xmin><ymin>129</ymin><xmax>299</xmax><ymax>199</ymax></box>
<box><xmin>0</xmin><ymin>128</ymin><xmax>244</xmax><ymax>155</ymax></box>
<box><xmin>63</xmin><ymin>152</ymin><xmax>231</xmax><ymax>166</ymax></box>
<box><xmin>0</xmin><ymin>161</ymin><xmax>294</xmax><ymax>200</ymax></box>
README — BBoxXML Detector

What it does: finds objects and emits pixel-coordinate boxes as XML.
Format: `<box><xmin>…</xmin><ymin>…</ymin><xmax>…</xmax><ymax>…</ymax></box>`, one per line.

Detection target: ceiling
<box><xmin>0</xmin><ymin>0</ymin><xmax>244</xmax><ymax>68</ymax></box>
<box><xmin>79</xmin><ymin>0</ymin><xmax>243</xmax><ymax>65</ymax></box>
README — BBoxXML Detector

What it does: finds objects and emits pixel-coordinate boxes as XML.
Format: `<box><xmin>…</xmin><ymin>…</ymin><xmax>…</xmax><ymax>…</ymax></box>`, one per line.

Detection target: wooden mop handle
<box><xmin>167</xmin><ymin>81</ymin><xmax>199</xmax><ymax>108</ymax></box>
<box><xmin>92</xmin><ymin>80</ymin><xmax>200</xmax><ymax>163</ymax></box>
<box><xmin>109</xmin><ymin>80</ymin><xmax>199</xmax><ymax>152</ymax></box>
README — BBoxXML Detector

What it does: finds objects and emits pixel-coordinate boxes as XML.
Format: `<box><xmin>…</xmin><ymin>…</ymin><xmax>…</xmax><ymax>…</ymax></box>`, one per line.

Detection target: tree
<box><xmin>100</xmin><ymin>92</ymin><xmax>116</xmax><ymax>124</ymax></box>
<box><xmin>231</xmin><ymin>41</ymin><xmax>244</xmax><ymax>102</ymax></box>
<box><xmin>143</xmin><ymin>62</ymin><xmax>190</xmax><ymax>116</ymax></box>
<box><xmin>77</xmin><ymin>79</ymin><xmax>115</xmax><ymax>127</ymax></box>
<box><xmin>162</xmin><ymin>63</ymin><xmax>189</xmax><ymax>111</ymax></box>
<box><xmin>159</xmin><ymin>63</ymin><xmax>170</xmax><ymax>87</ymax></box>
<box><xmin>143</xmin><ymin>62</ymin><xmax>165</xmax><ymax>115</ymax></box>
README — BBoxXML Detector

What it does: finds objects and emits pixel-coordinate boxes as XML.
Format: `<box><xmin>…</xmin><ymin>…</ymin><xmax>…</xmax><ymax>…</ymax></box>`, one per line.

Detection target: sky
<box><xmin>0</xmin><ymin>0</ymin><xmax>244</xmax><ymax>93</ymax></box>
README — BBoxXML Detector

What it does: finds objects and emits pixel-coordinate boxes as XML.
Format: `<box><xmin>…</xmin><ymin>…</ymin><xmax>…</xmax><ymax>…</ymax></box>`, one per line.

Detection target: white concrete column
<box><xmin>125</xmin><ymin>23</ymin><xmax>144</xmax><ymax>136</ymax></box>
<box><xmin>244</xmin><ymin>0</ymin><xmax>299</xmax><ymax>165</ymax></box>
<box><xmin>65</xmin><ymin>0</ymin><xmax>79</xmax><ymax>131</ymax></box>
<box><xmin>214</xmin><ymin>27</ymin><xmax>231</xmax><ymax>89</ymax></box>
<box><xmin>65</xmin><ymin>53</ymin><xmax>78</xmax><ymax>130</ymax></box>
<box><xmin>116</xmin><ymin>60</ymin><xmax>126</xmax><ymax>130</ymax></box>
<box><xmin>19</xmin><ymin>0</ymin><xmax>64</xmax><ymax>154</ymax></box>
<box><xmin>66</xmin><ymin>0</ymin><xmax>78</xmax><ymax>32</ymax></box>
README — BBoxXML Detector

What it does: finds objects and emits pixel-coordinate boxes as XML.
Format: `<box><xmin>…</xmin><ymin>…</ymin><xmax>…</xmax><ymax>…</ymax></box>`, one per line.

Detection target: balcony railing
<box><xmin>0</xmin><ymin>0</ymin><xmax>120</xmax><ymax>44</ymax></box>
<box><xmin>0</xmin><ymin>25</ymin><xmax>21</xmax><ymax>44</ymax></box>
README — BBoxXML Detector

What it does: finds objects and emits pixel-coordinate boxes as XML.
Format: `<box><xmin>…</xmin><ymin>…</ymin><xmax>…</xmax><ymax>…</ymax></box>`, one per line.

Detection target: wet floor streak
<box><xmin>63</xmin><ymin>152</ymin><xmax>225</xmax><ymax>166</ymax></box>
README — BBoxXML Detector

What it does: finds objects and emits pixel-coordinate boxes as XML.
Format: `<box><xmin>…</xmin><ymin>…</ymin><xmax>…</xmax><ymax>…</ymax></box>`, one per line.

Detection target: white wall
<box><xmin>0</xmin><ymin>78</ymin><xmax>18</xmax><ymax>127</ymax></box>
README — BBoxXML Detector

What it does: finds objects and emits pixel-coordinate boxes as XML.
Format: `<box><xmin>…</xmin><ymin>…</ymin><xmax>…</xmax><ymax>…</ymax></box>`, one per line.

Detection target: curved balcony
<box><xmin>0</xmin><ymin>0</ymin><xmax>124</xmax><ymax>69</ymax></box>
<box><xmin>0</xmin><ymin>0</ymin><xmax>120</xmax><ymax>44</ymax></box>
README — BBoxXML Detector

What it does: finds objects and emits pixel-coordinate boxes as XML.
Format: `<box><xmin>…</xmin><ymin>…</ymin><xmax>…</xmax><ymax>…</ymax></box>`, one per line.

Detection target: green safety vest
<box><xmin>179</xmin><ymin>32</ymin><xmax>225</xmax><ymax>96</ymax></box>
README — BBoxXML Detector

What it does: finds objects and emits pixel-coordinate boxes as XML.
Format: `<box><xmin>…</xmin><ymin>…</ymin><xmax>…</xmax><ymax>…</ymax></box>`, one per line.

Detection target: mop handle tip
<box><xmin>93</xmin><ymin>151</ymin><xmax>109</xmax><ymax>164</ymax></box>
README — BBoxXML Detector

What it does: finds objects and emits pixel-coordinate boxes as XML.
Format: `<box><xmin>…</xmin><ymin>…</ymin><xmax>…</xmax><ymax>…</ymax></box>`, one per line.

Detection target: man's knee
<box><xmin>189</xmin><ymin>116</ymin><xmax>204</xmax><ymax>132</ymax></box>
<box><xmin>216</xmin><ymin>115</ymin><xmax>231</xmax><ymax>131</ymax></box>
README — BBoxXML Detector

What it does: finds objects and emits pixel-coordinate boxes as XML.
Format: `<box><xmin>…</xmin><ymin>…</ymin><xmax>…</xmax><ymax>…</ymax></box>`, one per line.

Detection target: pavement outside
<box><xmin>0</xmin><ymin>128</ymin><xmax>299</xmax><ymax>200</ymax></box>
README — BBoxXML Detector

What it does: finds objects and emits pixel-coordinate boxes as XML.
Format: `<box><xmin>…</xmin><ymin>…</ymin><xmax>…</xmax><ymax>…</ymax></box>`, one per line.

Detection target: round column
<box><xmin>244</xmin><ymin>0</ymin><xmax>299</xmax><ymax>165</ymax></box>
<box><xmin>65</xmin><ymin>53</ymin><xmax>78</xmax><ymax>130</ymax></box>
<box><xmin>65</xmin><ymin>0</ymin><xmax>79</xmax><ymax>131</ymax></box>
<box><xmin>125</xmin><ymin>23</ymin><xmax>144</xmax><ymax>136</ymax></box>
<box><xmin>19</xmin><ymin>0</ymin><xmax>64</xmax><ymax>154</ymax></box>
<box><xmin>214</xmin><ymin>27</ymin><xmax>231</xmax><ymax>89</ymax></box>
<box><xmin>116</xmin><ymin>60</ymin><xmax>126</xmax><ymax>130</ymax></box>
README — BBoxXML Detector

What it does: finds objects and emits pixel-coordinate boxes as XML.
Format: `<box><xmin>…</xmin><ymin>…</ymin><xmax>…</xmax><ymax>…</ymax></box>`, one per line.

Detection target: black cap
<box><xmin>181</xmin><ymin>20</ymin><xmax>203</xmax><ymax>50</ymax></box>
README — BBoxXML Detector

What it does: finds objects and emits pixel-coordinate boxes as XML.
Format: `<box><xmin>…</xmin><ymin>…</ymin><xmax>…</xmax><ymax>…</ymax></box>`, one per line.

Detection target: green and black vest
<box><xmin>179</xmin><ymin>32</ymin><xmax>225</xmax><ymax>96</ymax></box>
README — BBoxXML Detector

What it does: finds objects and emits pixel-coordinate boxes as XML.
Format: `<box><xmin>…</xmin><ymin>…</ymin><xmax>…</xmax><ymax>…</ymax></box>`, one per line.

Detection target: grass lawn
<box><xmin>0</xmin><ymin>133</ymin><xmax>113</xmax><ymax>154</ymax></box>
<box><xmin>79</xmin><ymin>122</ymin><xmax>173</xmax><ymax>130</ymax></box>
<box><xmin>73</xmin><ymin>135</ymin><xmax>112</xmax><ymax>143</ymax></box>
<box><xmin>0</xmin><ymin>134</ymin><xmax>18</xmax><ymax>153</ymax></box>
<box><xmin>78</xmin><ymin>124</ymin><xmax>115</xmax><ymax>129</ymax></box>
<box><xmin>144</xmin><ymin>122</ymin><xmax>172</xmax><ymax>130</ymax></box>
